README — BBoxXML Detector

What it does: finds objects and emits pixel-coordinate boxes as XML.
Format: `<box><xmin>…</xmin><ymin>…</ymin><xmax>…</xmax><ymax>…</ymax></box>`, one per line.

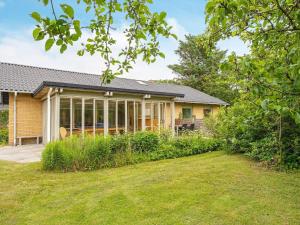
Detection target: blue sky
<box><xmin>0</xmin><ymin>0</ymin><xmax>248</xmax><ymax>80</ymax></box>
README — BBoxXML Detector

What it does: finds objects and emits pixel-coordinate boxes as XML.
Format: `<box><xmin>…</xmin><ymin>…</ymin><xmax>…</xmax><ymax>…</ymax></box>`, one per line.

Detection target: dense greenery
<box><xmin>168</xmin><ymin>34</ymin><xmax>238</xmax><ymax>104</ymax></box>
<box><xmin>0</xmin><ymin>111</ymin><xmax>8</xmax><ymax>145</ymax></box>
<box><xmin>31</xmin><ymin>0</ymin><xmax>176</xmax><ymax>82</ymax></box>
<box><xmin>1</xmin><ymin>152</ymin><xmax>300</xmax><ymax>225</ymax></box>
<box><xmin>42</xmin><ymin>131</ymin><xmax>220</xmax><ymax>172</ymax></box>
<box><xmin>203</xmin><ymin>0</ymin><xmax>300</xmax><ymax>169</ymax></box>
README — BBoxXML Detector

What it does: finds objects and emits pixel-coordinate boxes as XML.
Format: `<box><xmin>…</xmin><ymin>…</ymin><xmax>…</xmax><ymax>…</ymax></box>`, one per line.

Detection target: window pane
<box><xmin>60</xmin><ymin>98</ymin><xmax>70</xmax><ymax>129</ymax></box>
<box><xmin>153</xmin><ymin>103</ymin><xmax>159</xmax><ymax>130</ymax></box>
<box><xmin>118</xmin><ymin>101</ymin><xmax>125</xmax><ymax>132</ymax></box>
<box><xmin>85</xmin><ymin>99</ymin><xmax>94</xmax><ymax>134</ymax></box>
<box><xmin>127</xmin><ymin>101</ymin><xmax>134</xmax><ymax>132</ymax></box>
<box><xmin>204</xmin><ymin>108</ymin><xmax>212</xmax><ymax>117</ymax></box>
<box><xmin>109</xmin><ymin>100</ymin><xmax>116</xmax><ymax>129</ymax></box>
<box><xmin>73</xmin><ymin>99</ymin><xmax>82</xmax><ymax>135</ymax></box>
<box><xmin>135</xmin><ymin>102</ymin><xmax>141</xmax><ymax>131</ymax></box>
<box><xmin>145</xmin><ymin>102</ymin><xmax>152</xmax><ymax>130</ymax></box>
<box><xmin>95</xmin><ymin>100</ymin><xmax>104</xmax><ymax>135</ymax></box>
<box><xmin>160</xmin><ymin>103</ymin><xmax>165</xmax><ymax>128</ymax></box>
<box><xmin>182</xmin><ymin>108</ymin><xmax>192</xmax><ymax>119</ymax></box>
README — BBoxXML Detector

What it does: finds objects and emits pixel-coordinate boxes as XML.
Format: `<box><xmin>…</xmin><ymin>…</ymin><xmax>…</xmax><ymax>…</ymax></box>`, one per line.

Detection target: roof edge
<box><xmin>175</xmin><ymin>99</ymin><xmax>229</xmax><ymax>106</ymax></box>
<box><xmin>33</xmin><ymin>81</ymin><xmax>185</xmax><ymax>98</ymax></box>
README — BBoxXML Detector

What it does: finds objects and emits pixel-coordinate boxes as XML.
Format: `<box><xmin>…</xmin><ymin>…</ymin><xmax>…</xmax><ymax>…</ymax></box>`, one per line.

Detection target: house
<box><xmin>0</xmin><ymin>62</ymin><xmax>228</xmax><ymax>145</ymax></box>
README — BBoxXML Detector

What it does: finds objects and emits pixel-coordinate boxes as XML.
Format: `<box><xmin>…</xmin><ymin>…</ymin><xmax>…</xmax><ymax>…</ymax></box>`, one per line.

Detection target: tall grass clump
<box><xmin>42</xmin><ymin>131</ymin><xmax>221</xmax><ymax>172</ymax></box>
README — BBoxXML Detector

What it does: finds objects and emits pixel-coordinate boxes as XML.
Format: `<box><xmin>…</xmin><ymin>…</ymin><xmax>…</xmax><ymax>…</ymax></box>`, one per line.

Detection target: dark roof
<box><xmin>0</xmin><ymin>62</ymin><xmax>228</xmax><ymax>105</ymax></box>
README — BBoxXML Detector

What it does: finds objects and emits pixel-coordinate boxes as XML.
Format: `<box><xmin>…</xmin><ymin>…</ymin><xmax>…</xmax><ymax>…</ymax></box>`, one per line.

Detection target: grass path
<box><xmin>0</xmin><ymin>151</ymin><xmax>299</xmax><ymax>225</ymax></box>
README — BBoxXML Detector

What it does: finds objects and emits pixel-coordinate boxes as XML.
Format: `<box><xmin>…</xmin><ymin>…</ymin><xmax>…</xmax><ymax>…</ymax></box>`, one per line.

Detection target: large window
<box><xmin>182</xmin><ymin>107</ymin><xmax>192</xmax><ymax>119</ymax></box>
<box><xmin>59</xmin><ymin>98</ymin><xmax>71</xmax><ymax>136</ymax></box>
<box><xmin>135</xmin><ymin>102</ymin><xmax>141</xmax><ymax>131</ymax></box>
<box><xmin>85</xmin><ymin>99</ymin><xmax>94</xmax><ymax>134</ymax></box>
<box><xmin>73</xmin><ymin>99</ymin><xmax>82</xmax><ymax>135</ymax></box>
<box><xmin>127</xmin><ymin>101</ymin><xmax>134</xmax><ymax>132</ymax></box>
<box><xmin>95</xmin><ymin>100</ymin><xmax>104</xmax><ymax>134</ymax></box>
<box><xmin>145</xmin><ymin>102</ymin><xmax>152</xmax><ymax>130</ymax></box>
<box><xmin>109</xmin><ymin>100</ymin><xmax>116</xmax><ymax>131</ymax></box>
<box><xmin>118</xmin><ymin>101</ymin><xmax>126</xmax><ymax>133</ymax></box>
<box><xmin>160</xmin><ymin>102</ymin><xmax>166</xmax><ymax>129</ymax></box>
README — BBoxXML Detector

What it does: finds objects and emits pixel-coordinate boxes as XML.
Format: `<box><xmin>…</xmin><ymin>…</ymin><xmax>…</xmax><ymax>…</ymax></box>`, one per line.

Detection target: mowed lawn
<box><xmin>0</xmin><ymin>151</ymin><xmax>299</xmax><ymax>225</ymax></box>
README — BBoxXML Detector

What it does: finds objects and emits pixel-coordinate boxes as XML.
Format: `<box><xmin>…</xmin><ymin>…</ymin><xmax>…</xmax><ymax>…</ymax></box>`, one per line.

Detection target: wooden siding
<box><xmin>8</xmin><ymin>93</ymin><xmax>43</xmax><ymax>145</ymax></box>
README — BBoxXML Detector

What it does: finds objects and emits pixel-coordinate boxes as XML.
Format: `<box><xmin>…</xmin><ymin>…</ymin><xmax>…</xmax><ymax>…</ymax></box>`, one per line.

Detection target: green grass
<box><xmin>0</xmin><ymin>151</ymin><xmax>299</xmax><ymax>225</ymax></box>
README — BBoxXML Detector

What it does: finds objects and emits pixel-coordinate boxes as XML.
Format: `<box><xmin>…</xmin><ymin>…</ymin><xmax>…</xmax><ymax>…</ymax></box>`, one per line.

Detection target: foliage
<box><xmin>31</xmin><ymin>0</ymin><xmax>176</xmax><ymax>83</ymax></box>
<box><xmin>42</xmin><ymin>131</ymin><xmax>220</xmax><ymax>172</ymax></box>
<box><xmin>42</xmin><ymin>135</ymin><xmax>112</xmax><ymax>171</ymax></box>
<box><xmin>0</xmin><ymin>128</ymin><xmax>8</xmax><ymax>144</ymax></box>
<box><xmin>0</xmin><ymin>110</ymin><xmax>8</xmax><ymax>128</ymax></box>
<box><xmin>205</xmin><ymin>0</ymin><xmax>300</xmax><ymax>169</ymax></box>
<box><xmin>131</xmin><ymin>131</ymin><xmax>160</xmax><ymax>152</ymax></box>
<box><xmin>0</xmin><ymin>111</ymin><xmax>8</xmax><ymax>144</ymax></box>
<box><xmin>168</xmin><ymin>34</ymin><xmax>238</xmax><ymax>103</ymax></box>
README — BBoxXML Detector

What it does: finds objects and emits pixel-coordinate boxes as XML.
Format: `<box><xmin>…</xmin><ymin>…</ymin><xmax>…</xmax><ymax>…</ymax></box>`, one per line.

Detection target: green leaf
<box><xmin>158</xmin><ymin>52</ymin><xmax>165</xmax><ymax>58</ymax></box>
<box><xmin>56</xmin><ymin>39</ymin><xmax>63</xmax><ymax>46</ymax></box>
<box><xmin>45</xmin><ymin>39</ymin><xmax>54</xmax><ymax>51</ymax></box>
<box><xmin>31</xmin><ymin>12</ymin><xmax>41</xmax><ymax>22</ymax></box>
<box><xmin>71</xmin><ymin>34</ymin><xmax>79</xmax><ymax>41</ymax></box>
<box><xmin>73</xmin><ymin>20</ymin><xmax>81</xmax><ymax>35</ymax></box>
<box><xmin>42</xmin><ymin>0</ymin><xmax>49</xmax><ymax>6</ymax></box>
<box><xmin>77</xmin><ymin>49</ymin><xmax>84</xmax><ymax>56</ymax></box>
<box><xmin>60</xmin><ymin>4</ymin><xmax>74</xmax><ymax>19</ymax></box>
<box><xmin>60</xmin><ymin>44</ymin><xmax>67</xmax><ymax>53</ymax></box>
<box><xmin>32</xmin><ymin>27</ymin><xmax>41</xmax><ymax>40</ymax></box>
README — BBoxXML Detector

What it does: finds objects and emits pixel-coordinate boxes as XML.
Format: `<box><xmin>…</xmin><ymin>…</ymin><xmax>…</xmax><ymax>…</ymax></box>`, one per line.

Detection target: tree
<box><xmin>168</xmin><ymin>34</ymin><xmax>238</xmax><ymax>103</ymax></box>
<box><xmin>205</xmin><ymin>0</ymin><xmax>300</xmax><ymax>168</ymax></box>
<box><xmin>31</xmin><ymin>0</ymin><xmax>176</xmax><ymax>83</ymax></box>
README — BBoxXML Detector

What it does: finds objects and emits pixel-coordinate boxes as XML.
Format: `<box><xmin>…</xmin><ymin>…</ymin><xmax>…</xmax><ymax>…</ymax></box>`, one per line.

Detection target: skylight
<box><xmin>136</xmin><ymin>80</ymin><xmax>148</xmax><ymax>85</ymax></box>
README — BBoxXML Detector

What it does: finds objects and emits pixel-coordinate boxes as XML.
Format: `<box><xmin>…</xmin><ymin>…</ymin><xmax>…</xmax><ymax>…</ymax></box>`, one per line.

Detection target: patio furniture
<box><xmin>60</xmin><ymin>127</ymin><xmax>67</xmax><ymax>139</ymax></box>
<box><xmin>17</xmin><ymin>136</ymin><xmax>42</xmax><ymax>145</ymax></box>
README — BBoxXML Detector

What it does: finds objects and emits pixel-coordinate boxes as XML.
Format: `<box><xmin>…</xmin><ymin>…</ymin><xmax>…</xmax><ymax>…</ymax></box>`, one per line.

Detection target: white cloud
<box><xmin>217</xmin><ymin>37</ymin><xmax>249</xmax><ymax>56</ymax></box>
<box><xmin>0</xmin><ymin>19</ymin><xmax>187</xmax><ymax>81</ymax></box>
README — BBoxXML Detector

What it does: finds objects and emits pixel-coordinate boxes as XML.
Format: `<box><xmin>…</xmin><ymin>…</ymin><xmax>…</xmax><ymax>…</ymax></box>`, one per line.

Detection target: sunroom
<box><xmin>36</xmin><ymin>83</ymin><xmax>181</xmax><ymax>144</ymax></box>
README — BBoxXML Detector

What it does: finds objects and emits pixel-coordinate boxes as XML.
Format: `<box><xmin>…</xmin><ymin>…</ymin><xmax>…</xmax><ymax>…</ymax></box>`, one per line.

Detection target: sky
<box><xmin>0</xmin><ymin>0</ymin><xmax>248</xmax><ymax>80</ymax></box>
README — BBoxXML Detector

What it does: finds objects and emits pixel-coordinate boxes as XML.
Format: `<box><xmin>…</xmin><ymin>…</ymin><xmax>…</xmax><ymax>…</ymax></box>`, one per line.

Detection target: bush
<box><xmin>131</xmin><ymin>131</ymin><xmax>159</xmax><ymax>152</ymax></box>
<box><xmin>42</xmin><ymin>141</ymin><xmax>68</xmax><ymax>170</ymax></box>
<box><xmin>42</xmin><ymin>135</ymin><xmax>111</xmax><ymax>171</ymax></box>
<box><xmin>0</xmin><ymin>128</ymin><xmax>8</xmax><ymax>144</ymax></box>
<box><xmin>42</xmin><ymin>131</ymin><xmax>221</xmax><ymax>172</ymax></box>
<box><xmin>0</xmin><ymin>110</ymin><xmax>8</xmax><ymax>128</ymax></box>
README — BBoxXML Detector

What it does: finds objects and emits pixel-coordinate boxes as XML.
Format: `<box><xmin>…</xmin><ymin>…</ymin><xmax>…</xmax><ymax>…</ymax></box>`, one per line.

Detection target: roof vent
<box><xmin>136</xmin><ymin>80</ymin><xmax>148</xmax><ymax>85</ymax></box>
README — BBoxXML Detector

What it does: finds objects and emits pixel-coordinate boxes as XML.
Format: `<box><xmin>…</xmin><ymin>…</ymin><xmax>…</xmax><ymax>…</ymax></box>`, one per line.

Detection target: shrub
<box><xmin>131</xmin><ymin>131</ymin><xmax>159</xmax><ymax>152</ymax></box>
<box><xmin>110</xmin><ymin>134</ymin><xmax>130</xmax><ymax>153</ymax></box>
<box><xmin>0</xmin><ymin>128</ymin><xmax>8</xmax><ymax>144</ymax></box>
<box><xmin>42</xmin><ymin>141</ymin><xmax>69</xmax><ymax>170</ymax></box>
<box><xmin>0</xmin><ymin>110</ymin><xmax>8</xmax><ymax>128</ymax></box>
<box><xmin>42</xmin><ymin>131</ymin><xmax>221</xmax><ymax>172</ymax></box>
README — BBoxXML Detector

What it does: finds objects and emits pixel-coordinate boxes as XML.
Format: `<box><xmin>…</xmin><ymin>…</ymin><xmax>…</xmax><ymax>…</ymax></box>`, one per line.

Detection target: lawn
<box><xmin>0</xmin><ymin>151</ymin><xmax>299</xmax><ymax>225</ymax></box>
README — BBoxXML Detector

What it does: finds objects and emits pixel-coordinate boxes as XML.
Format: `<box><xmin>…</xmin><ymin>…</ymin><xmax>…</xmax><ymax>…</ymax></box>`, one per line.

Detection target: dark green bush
<box><xmin>110</xmin><ymin>134</ymin><xmax>130</xmax><ymax>153</ymax></box>
<box><xmin>131</xmin><ymin>131</ymin><xmax>159</xmax><ymax>152</ymax></box>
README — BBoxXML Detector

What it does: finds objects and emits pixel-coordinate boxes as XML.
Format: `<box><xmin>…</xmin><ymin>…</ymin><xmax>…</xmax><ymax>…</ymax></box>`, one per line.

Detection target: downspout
<box><xmin>13</xmin><ymin>92</ymin><xmax>18</xmax><ymax>146</ymax></box>
<box><xmin>47</xmin><ymin>88</ymin><xmax>53</xmax><ymax>143</ymax></box>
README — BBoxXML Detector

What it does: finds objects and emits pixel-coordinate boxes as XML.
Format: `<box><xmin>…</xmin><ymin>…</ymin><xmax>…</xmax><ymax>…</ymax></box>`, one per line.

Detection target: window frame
<box><xmin>182</xmin><ymin>107</ymin><xmax>193</xmax><ymax>119</ymax></box>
